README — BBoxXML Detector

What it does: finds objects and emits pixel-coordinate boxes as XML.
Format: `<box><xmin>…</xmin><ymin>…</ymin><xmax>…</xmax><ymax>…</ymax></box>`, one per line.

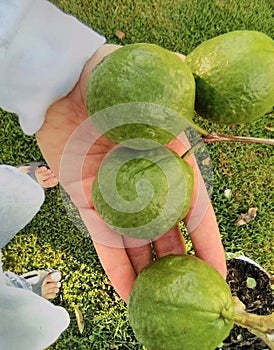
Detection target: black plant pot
<box><xmin>216</xmin><ymin>257</ymin><xmax>274</xmax><ymax>350</ymax></box>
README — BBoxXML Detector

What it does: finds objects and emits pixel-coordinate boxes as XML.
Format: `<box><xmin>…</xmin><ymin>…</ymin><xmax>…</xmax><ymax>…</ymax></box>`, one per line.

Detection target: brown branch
<box><xmin>203</xmin><ymin>133</ymin><xmax>274</xmax><ymax>146</ymax></box>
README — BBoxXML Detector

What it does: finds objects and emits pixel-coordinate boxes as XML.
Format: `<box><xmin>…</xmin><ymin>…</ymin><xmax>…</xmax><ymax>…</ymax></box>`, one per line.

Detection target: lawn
<box><xmin>0</xmin><ymin>0</ymin><xmax>273</xmax><ymax>349</ymax></box>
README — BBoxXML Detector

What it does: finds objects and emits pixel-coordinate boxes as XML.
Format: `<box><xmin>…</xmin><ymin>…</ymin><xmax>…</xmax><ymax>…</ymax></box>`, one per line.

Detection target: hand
<box><xmin>36</xmin><ymin>44</ymin><xmax>226</xmax><ymax>301</ymax></box>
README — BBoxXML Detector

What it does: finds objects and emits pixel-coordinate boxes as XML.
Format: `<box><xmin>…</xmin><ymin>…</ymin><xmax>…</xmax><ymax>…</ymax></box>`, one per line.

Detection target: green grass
<box><xmin>0</xmin><ymin>0</ymin><xmax>273</xmax><ymax>349</ymax></box>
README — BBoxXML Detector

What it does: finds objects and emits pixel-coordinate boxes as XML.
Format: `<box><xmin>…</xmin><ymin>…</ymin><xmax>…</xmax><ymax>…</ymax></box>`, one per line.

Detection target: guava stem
<box><xmin>180</xmin><ymin>129</ymin><xmax>273</xmax><ymax>160</ymax></box>
<box><xmin>221</xmin><ymin>308</ymin><xmax>274</xmax><ymax>335</ymax></box>
<box><xmin>202</xmin><ymin>132</ymin><xmax>274</xmax><ymax>146</ymax></box>
<box><xmin>222</xmin><ymin>306</ymin><xmax>274</xmax><ymax>350</ymax></box>
<box><xmin>190</xmin><ymin>123</ymin><xmax>209</xmax><ymax>136</ymax></box>
<box><xmin>221</xmin><ymin>298</ymin><xmax>274</xmax><ymax>350</ymax></box>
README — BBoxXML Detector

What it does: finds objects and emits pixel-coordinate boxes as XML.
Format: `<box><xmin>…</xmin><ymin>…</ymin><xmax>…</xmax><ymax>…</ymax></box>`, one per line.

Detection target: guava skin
<box><xmin>92</xmin><ymin>147</ymin><xmax>194</xmax><ymax>240</ymax></box>
<box><xmin>86</xmin><ymin>43</ymin><xmax>195</xmax><ymax>146</ymax></box>
<box><xmin>128</xmin><ymin>255</ymin><xmax>234</xmax><ymax>350</ymax></box>
<box><xmin>185</xmin><ymin>30</ymin><xmax>274</xmax><ymax>124</ymax></box>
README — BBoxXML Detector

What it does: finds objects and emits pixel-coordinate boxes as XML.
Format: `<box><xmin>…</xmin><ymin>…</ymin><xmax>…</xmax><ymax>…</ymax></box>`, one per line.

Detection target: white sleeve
<box><xmin>0</xmin><ymin>0</ymin><xmax>106</xmax><ymax>135</ymax></box>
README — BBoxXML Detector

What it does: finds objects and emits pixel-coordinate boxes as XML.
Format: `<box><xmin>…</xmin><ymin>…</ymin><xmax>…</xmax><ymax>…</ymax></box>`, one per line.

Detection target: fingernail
<box><xmin>51</xmin><ymin>271</ymin><xmax>61</xmax><ymax>281</ymax></box>
<box><xmin>57</xmin><ymin>282</ymin><xmax>61</xmax><ymax>288</ymax></box>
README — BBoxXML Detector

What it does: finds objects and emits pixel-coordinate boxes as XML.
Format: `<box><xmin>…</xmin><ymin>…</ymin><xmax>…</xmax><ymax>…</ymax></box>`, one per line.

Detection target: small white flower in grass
<box><xmin>224</xmin><ymin>189</ymin><xmax>232</xmax><ymax>199</ymax></box>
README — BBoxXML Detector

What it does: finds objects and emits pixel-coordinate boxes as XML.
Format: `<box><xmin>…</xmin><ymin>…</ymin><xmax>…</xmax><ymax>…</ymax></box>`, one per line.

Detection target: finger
<box><xmin>124</xmin><ymin>238</ymin><xmax>153</xmax><ymax>274</ymax></box>
<box><xmin>93</xmin><ymin>241</ymin><xmax>136</xmax><ymax>302</ymax></box>
<box><xmin>153</xmin><ymin>225</ymin><xmax>186</xmax><ymax>259</ymax></box>
<box><xmin>170</xmin><ymin>133</ymin><xmax>226</xmax><ymax>275</ymax></box>
<box><xmin>189</xmin><ymin>204</ymin><xmax>227</xmax><ymax>278</ymax></box>
<box><xmin>181</xmin><ymin>155</ymin><xmax>227</xmax><ymax>278</ymax></box>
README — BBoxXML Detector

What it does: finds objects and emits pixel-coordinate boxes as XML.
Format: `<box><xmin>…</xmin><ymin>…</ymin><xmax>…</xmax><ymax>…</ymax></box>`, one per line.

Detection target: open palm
<box><xmin>36</xmin><ymin>44</ymin><xmax>226</xmax><ymax>301</ymax></box>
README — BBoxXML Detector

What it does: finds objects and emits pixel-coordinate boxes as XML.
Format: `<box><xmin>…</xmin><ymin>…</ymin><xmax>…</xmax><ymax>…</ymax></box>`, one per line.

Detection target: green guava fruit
<box><xmin>86</xmin><ymin>43</ymin><xmax>196</xmax><ymax>146</ymax></box>
<box><xmin>185</xmin><ymin>30</ymin><xmax>274</xmax><ymax>124</ymax></box>
<box><xmin>92</xmin><ymin>146</ymin><xmax>194</xmax><ymax>240</ymax></box>
<box><xmin>128</xmin><ymin>255</ymin><xmax>234</xmax><ymax>350</ymax></box>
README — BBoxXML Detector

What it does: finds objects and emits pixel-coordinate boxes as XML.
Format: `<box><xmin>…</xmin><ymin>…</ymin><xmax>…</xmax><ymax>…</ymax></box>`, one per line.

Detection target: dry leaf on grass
<box><xmin>73</xmin><ymin>305</ymin><xmax>85</xmax><ymax>334</ymax></box>
<box><xmin>201</xmin><ymin>157</ymin><xmax>211</xmax><ymax>166</ymax></box>
<box><xmin>264</xmin><ymin>125</ymin><xmax>274</xmax><ymax>132</ymax></box>
<box><xmin>235</xmin><ymin>207</ymin><xmax>258</xmax><ymax>226</ymax></box>
<box><xmin>115</xmin><ymin>30</ymin><xmax>126</xmax><ymax>40</ymax></box>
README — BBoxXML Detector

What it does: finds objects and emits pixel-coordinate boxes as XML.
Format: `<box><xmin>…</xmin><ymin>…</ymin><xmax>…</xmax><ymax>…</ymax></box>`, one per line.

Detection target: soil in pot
<box><xmin>217</xmin><ymin>258</ymin><xmax>274</xmax><ymax>350</ymax></box>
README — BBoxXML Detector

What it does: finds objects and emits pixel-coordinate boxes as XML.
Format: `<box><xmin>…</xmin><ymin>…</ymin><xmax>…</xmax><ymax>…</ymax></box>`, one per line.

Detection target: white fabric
<box><xmin>0</xmin><ymin>0</ymin><xmax>106</xmax><ymax>135</ymax></box>
<box><xmin>0</xmin><ymin>164</ymin><xmax>45</xmax><ymax>248</ymax></box>
<box><xmin>0</xmin><ymin>280</ymin><xmax>70</xmax><ymax>350</ymax></box>
<box><xmin>0</xmin><ymin>164</ymin><xmax>70</xmax><ymax>349</ymax></box>
<box><xmin>0</xmin><ymin>250</ymin><xmax>3</xmax><ymax>273</ymax></box>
